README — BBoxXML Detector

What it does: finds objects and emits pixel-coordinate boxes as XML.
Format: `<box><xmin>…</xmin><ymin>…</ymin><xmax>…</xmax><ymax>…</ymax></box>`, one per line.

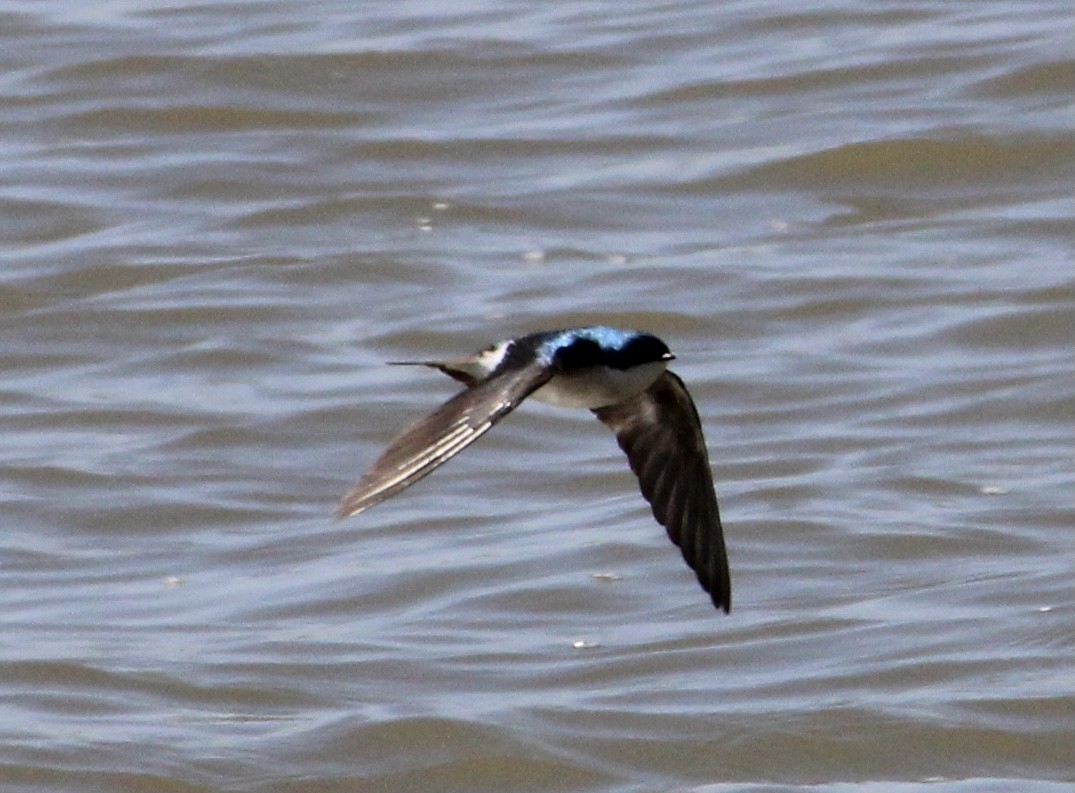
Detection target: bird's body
<box><xmin>338</xmin><ymin>326</ymin><xmax>731</xmax><ymax>613</ymax></box>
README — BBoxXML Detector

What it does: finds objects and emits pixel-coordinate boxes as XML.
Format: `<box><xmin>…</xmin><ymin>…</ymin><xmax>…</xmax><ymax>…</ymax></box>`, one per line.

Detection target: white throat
<box><xmin>532</xmin><ymin>360</ymin><xmax>667</xmax><ymax>409</ymax></box>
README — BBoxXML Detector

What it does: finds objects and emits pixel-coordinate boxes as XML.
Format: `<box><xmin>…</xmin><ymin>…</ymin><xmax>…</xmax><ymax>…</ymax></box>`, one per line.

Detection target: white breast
<box><xmin>532</xmin><ymin>360</ymin><xmax>667</xmax><ymax>409</ymax></box>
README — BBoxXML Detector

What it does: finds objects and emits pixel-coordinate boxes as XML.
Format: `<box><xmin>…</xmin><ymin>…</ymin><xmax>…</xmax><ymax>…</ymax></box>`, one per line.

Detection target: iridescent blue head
<box><xmin>537</xmin><ymin>326</ymin><xmax>674</xmax><ymax>372</ymax></box>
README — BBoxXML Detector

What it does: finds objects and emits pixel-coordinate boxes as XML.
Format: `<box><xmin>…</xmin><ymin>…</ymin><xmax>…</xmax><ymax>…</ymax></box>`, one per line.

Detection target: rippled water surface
<box><xmin>2</xmin><ymin>1</ymin><xmax>1073</xmax><ymax>791</ymax></box>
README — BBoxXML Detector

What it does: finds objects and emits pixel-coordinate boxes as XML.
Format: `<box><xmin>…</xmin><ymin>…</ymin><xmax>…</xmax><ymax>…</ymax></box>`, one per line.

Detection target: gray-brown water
<box><xmin>2</xmin><ymin>1</ymin><xmax>1073</xmax><ymax>791</ymax></box>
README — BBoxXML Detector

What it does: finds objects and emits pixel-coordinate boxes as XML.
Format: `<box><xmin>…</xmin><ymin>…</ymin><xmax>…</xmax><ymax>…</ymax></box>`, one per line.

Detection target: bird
<box><xmin>337</xmin><ymin>326</ymin><xmax>731</xmax><ymax>613</ymax></box>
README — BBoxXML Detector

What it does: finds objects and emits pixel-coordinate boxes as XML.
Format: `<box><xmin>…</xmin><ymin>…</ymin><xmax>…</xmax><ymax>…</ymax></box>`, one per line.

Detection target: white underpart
<box><xmin>450</xmin><ymin>340</ymin><xmax>512</xmax><ymax>381</ymax></box>
<box><xmin>533</xmin><ymin>360</ymin><xmax>668</xmax><ymax>409</ymax></box>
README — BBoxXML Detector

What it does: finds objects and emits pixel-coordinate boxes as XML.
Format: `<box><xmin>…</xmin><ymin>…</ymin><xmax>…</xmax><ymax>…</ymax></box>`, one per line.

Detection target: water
<box><xmin>1</xmin><ymin>1</ymin><xmax>1073</xmax><ymax>791</ymax></box>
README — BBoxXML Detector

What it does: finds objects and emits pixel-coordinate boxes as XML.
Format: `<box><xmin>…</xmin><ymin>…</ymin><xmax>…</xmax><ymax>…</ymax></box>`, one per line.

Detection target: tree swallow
<box><xmin>338</xmin><ymin>326</ymin><xmax>731</xmax><ymax>613</ymax></box>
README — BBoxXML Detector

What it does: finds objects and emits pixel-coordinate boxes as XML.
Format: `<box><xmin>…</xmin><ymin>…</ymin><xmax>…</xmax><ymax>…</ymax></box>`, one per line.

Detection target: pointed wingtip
<box><xmin>710</xmin><ymin>573</ymin><xmax>731</xmax><ymax>615</ymax></box>
<box><xmin>715</xmin><ymin>579</ymin><xmax>732</xmax><ymax>614</ymax></box>
<box><xmin>706</xmin><ymin>584</ymin><xmax>731</xmax><ymax>614</ymax></box>
<box><xmin>334</xmin><ymin>496</ymin><xmax>369</xmax><ymax>521</ymax></box>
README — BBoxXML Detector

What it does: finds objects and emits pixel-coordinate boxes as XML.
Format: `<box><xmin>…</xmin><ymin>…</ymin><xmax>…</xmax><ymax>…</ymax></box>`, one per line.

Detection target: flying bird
<box><xmin>338</xmin><ymin>326</ymin><xmax>731</xmax><ymax>613</ymax></box>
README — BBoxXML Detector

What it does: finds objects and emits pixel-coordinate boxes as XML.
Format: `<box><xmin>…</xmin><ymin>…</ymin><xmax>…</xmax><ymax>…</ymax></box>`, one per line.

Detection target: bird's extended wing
<box><xmin>592</xmin><ymin>370</ymin><xmax>731</xmax><ymax>613</ymax></box>
<box><xmin>337</xmin><ymin>362</ymin><xmax>554</xmax><ymax>518</ymax></box>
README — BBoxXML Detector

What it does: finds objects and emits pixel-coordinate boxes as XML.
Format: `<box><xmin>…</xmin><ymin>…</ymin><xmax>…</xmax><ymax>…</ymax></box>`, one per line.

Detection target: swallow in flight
<box><xmin>338</xmin><ymin>326</ymin><xmax>730</xmax><ymax>612</ymax></box>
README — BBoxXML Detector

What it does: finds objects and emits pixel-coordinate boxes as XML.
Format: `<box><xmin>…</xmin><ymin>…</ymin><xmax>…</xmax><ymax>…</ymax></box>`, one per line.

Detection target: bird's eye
<box><xmin>624</xmin><ymin>335</ymin><xmax>671</xmax><ymax>364</ymax></box>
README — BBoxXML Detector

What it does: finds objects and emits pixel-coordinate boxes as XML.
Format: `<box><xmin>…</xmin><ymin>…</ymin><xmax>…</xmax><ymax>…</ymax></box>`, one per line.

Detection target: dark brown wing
<box><xmin>592</xmin><ymin>370</ymin><xmax>731</xmax><ymax>613</ymax></box>
<box><xmin>338</xmin><ymin>362</ymin><xmax>553</xmax><ymax>519</ymax></box>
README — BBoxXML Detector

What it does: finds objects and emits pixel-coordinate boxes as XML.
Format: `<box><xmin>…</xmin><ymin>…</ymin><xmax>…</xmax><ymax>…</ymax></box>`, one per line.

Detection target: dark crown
<box><xmin>556</xmin><ymin>333</ymin><xmax>672</xmax><ymax>372</ymax></box>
